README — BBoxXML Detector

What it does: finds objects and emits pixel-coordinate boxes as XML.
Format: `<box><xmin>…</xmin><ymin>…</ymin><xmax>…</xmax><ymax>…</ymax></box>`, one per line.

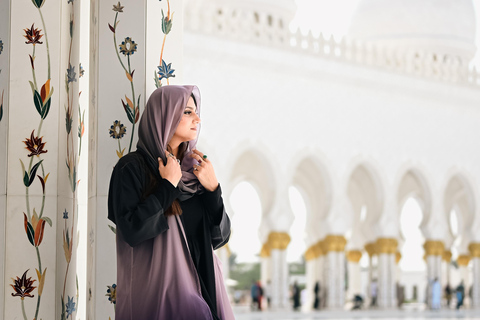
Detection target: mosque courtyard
<box><xmin>232</xmin><ymin>307</ymin><xmax>480</xmax><ymax>320</ymax></box>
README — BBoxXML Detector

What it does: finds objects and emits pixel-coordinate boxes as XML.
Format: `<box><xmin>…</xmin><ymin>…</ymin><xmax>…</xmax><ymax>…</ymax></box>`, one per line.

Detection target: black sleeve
<box><xmin>201</xmin><ymin>184</ymin><xmax>231</xmax><ymax>250</ymax></box>
<box><xmin>107</xmin><ymin>159</ymin><xmax>181</xmax><ymax>247</ymax></box>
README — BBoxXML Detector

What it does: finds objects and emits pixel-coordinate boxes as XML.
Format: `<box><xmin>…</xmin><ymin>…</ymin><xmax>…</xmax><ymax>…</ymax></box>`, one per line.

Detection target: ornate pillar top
<box><xmin>304</xmin><ymin>245</ymin><xmax>317</xmax><ymax>261</ymax></box>
<box><xmin>468</xmin><ymin>242</ymin><xmax>480</xmax><ymax>258</ymax></box>
<box><xmin>423</xmin><ymin>240</ymin><xmax>445</xmax><ymax>256</ymax></box>
<box><xmin>443</xmin><ymin>250</ymin><xmax>452</xmax><ymax>262</ymax></box>
<box><xmin>365</xmin><ymin>242</ymin><xmax>377</xmax><ymax>257</ymax></box>
<box><xmin>260</xmin><ymin>242</ymin><xmax>271</xmax><ymax>257</ymax></box>
<box><xmin>267</xmin><ymin>231</ymin><xmax>291</xmax><ymax>250</ymax></box>
<box><xmin>457</xmin><ymin>254</ymin><xmax>471</xmax><ymax>266</ymax></box>
<box><xmin>322</xmin><ymin>234</ymin><xmax>347</xmax><ymax>253</ymax></box>
<box><xmin>376</xmin><ymin>237</ymin><xmax>398</xmax><ymax>254</ymax></box>
<box><xmin>346</xmin><ymin>250</ymin><xmax>362</xmax><ymax>263</ymax></box>
<box><xmin>396</xmin><ymin>251</ymin><xmax>402</xmax><ymax>264</ymax></box>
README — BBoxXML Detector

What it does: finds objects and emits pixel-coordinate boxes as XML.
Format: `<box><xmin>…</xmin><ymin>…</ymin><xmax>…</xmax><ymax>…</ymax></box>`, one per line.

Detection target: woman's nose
<box><xmin>194</xmin><ymin>114</ymin><xmax>201</xmax><ymax>123</ymax></box>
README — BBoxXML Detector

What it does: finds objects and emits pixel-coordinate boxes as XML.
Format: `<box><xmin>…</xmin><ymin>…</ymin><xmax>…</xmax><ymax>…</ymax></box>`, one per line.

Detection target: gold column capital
<box><xmin>346</xmin><ymin>250</ymin><xmax>362</xmax><ymax>263</ymax></box>
<box><xmin>468</xmin><ymin>243</ymin><xmax>480</xmax><ymax>258</ymax></box>
<box><xmin>365</xmin><ymin>242</ymin><xmax>377</xmax><ymax>257</ymax></box>
<box><xmin>457</xmin><ymin>254</ymin><xmax>471</xmax><ymax>266</ymax></box>
<box><xmin>423</xmin><ymin>240</ymin><xmax>445</xmax><ymax>256</ymax></box>
<box><xmin>304</xmin><ymin>245</ymin><xmax>317</xmax><ymax>261</ymax></box>
<box><xmin>395</xmin><ymin>251</ymin><xmax>402</xmax><ymax>264</ymax></box>
<box><xmin>376</xmin><ymin>238</ymin><xmax>398</xmax><ymax>254</ymax></box>
<box><xmin>268</xmin><ymin>232</ymin><xmax>291</xmax><ymax>250</ymax></box>
<box><xmin>443</xmin><ymin>250</ymin><xmax>452</xmax><ymax>262</ymax></box>
<box><xmin>260</xmin><ymin>242</ymin><xmax>271</xmax><ymax>257</ymax></box>
<box><xmin>313</xmin><ymin>241</ymin><xmax>324</xmax><ymax>257</ymax></box>
<box><xmin>322</xmin><ymin>235</ymin><xmax>347</xmax><ymax>253</ymax></box>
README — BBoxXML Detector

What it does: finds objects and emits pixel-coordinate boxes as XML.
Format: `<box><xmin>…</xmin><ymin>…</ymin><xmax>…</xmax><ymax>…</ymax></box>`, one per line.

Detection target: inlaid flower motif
<box><xmin>109</xmin><ymin>120</ymin><xmax>126</xmax><ymax>139</ymax></box>
<box><xmin>0</xmin><ymin>40</ymin><xmax>3</xmax><ymax>55</ymax></box>
<box><xmin>23</xmin><ymin>24</ymin><xmax>44</xmax><ymax>45</ymax></box>
<box><xmin>31</xmin><ymin>0</ymin><xmax>46</xmax><ymax>9</ymax></box>
<box><xmin>63</xmin><ymin>209</ymin><xmax>68</xmax><ymax>219</ymax></box>
<box><xmin>67</xmin><ymin>63</ymin><xmax>77</xmax><ymax>83</ymax></box>
<box><xmin>66</xmin><ymin>295</ymin><xmax>76</xmax><ymax>318</ymax></box>
<box><xmin>157</xmin><ymin>59</ymin><xmax>175</xmax><ymax>80</ymax></box>
<box><xmin>106</xmin><ymin>284</ymin><xmax>117</xmax><ymax>304</ymax></box>
<box><xmin>113</xmin><ymin>1</ymin><xmax>124</xmax><ymax>12</ymax></box>
<box><xmin>68</xmin><ymin>0</ymin><xmax>75</xmax><ymax>3</ymax></box>
<box><xmin>119</xmin><ymin>37</ymin><xmax>137</xmax><ymax>56</ymax></box>
<box><xmin>11</xmin><ymin>269</ymin><xmax>36</xmax><ymax>300</ymax></box>
<box><xmin>79</xmin><ymin>63</ymin><xmax>85</xmax><ymax>78</ymax></box>
<box><xmin>23</xmin><ymin>130</ymin><xmax>47</xmax><ymax>157</ymax></box>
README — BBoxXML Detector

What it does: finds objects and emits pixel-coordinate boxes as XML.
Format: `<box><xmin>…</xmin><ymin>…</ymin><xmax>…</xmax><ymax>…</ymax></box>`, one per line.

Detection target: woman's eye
<box><xmin>184</xmin><ymin>111</ymin><xmax>192</xmax><ymax>115</ymax></box>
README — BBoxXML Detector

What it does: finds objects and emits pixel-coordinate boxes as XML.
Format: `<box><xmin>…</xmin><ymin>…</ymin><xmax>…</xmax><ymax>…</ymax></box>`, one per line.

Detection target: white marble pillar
<box><xmin>2</xmin><ymin>0</ymin><xmax>81</xmax><ymax>319</ymax></box>
<box><xmin>87</xmin><ymin>0</ymin><xmax>184</xmax><ymax>318</ymax></box>
<box><xmin>442</xmin><ymin>250</ymin><xmax>452</xmax><ymax>289</ymax></box>
<box><xmin>376</xmin><ymin>238</ymin><xmax>398</xmax><ymax>309</ymax></box>
<box><xmin>346</xmin><ymin>250</ymin><xmax>362</xmax><ymax>301</ymax></box>
<box><xmin>424</xmin><ymin>240</ymin><xmax>444</xmax><ymax>309</ymax></box>
<box><xmin>215</xmin><ymin>244</ymin><xmax>230</xmax><ymax>282</ymax></box>
<box><xmin>457</xmin><ymin>255</ymin><xmax>471</xmax><ymax>307</ymax></box>
<box><xmin>364</xmin><ymin>242</ymin><xmax>376</xmax><ymax>305</ymax></box>
<box><xmin>267</xmin><ymin>232</ymin><xmax>290</xmax><ymax>310</ymax></box>
<box><xmin>304</xmin><ymin>245</ymin><xmax>318</xmax><ymax>311</ymax></box>
<box><xmin>469</xmin><ymin>244</ymin><xmax>480</xmax><ymax>308</ymax></box>
<box><xmin>260</xmin><ymin>245</ymin><xmax>271</xmax><ymax>288</ymax></box>
<box><xmin>321</xmin><ymin>235</ymin><xmax>346</xmax><ymax>309</ymax></box>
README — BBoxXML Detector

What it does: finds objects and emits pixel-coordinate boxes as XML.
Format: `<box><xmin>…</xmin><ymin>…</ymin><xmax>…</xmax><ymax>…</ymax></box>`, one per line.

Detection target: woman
<box><xmin>108</xmin><ymin>85</ymin><xmax>234</xmax><ymax>320</ymax></box>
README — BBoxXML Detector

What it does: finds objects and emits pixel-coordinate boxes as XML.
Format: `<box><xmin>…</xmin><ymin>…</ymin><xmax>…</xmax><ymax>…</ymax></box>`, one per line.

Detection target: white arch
<box><xmin>394</xmin><ymin>162</ymin><xmax>434</xmax><ymax>240</ymax></box>
<box><xmin>443</xmin><ymin>170</ymin><xmax>477</xmax><ymax>253</ymax></box>
<box><xmin>287</xmin><ymin>150</ymin><xmax>334</xmax><ymax>247</ymax></box>
<box><xmin>344</xmin><ymin>155</ymin><xmax>386</xmax><ymax>245</ymax></box>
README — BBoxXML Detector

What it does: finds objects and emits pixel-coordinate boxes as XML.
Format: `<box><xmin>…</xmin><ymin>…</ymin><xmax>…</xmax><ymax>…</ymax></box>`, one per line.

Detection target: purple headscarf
<box><xmin>137</xmin><ymin>85</ymin><xmax>203</xmax><ymax>195</ymax></box>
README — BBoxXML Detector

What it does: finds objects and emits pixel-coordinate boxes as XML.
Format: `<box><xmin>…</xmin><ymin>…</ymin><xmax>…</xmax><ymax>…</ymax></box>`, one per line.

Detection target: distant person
<box><xmin>445</xmin><ymin>283</ymin><xmax>452</xmax><ymax>308</ymax></box>
<box><xmin>396</xmin><ymin>282</ymin><xmax>404</xmax><ymax>308</ymax></box>
<box><xmin>456</xmin><ymin>281</ymin><xmax>465</xmax><ymax>310</ymax></box>
<box><xmin>257</xmin><ymin>281</ymin><xmax>264</xmax><ymax>311</ymax></box>
<box><xmin>370</xmin><ymin>279</ymin><xmax>378</xmax><ymax>307</ymax></box>
<box><xmin>313</xmin><ymin>281</ymin><xmax>320</xmax><ymax>310</ymax></box>
<box><xmin>251</xmin><ymin>281</ymin><xmax>260</xmax><ymax>311</ymax></box>
<box><xmin>292</xmin><ymin>281</ymin><xmax>301</xmax><ymax>311</ymax></box>
<box><xmin>431</xmin><ymin>277</ymin><xmax>441</xmax><ymax>310</ymax></box>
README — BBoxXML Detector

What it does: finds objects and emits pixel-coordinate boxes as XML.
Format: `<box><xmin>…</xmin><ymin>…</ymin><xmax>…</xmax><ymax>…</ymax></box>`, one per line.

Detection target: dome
<box><xmin>348</xmin><ymin>0</ymin><xmax>477</xmax><ymax>64</ymax></box>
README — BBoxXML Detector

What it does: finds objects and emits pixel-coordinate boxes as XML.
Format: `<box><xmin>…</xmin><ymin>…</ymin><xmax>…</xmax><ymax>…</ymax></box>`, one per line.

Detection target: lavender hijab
<box><xmin>137</xmin><ymin>85</ymin><xmax>203</xmax><ymax>195</ymax></box>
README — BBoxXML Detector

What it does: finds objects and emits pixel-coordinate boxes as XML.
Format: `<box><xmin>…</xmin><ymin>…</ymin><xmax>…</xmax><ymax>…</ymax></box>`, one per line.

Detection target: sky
<box><xmin>228</xmin><ymin>0</ymin><xmax>470</xmax><ymax>265</ymax></box>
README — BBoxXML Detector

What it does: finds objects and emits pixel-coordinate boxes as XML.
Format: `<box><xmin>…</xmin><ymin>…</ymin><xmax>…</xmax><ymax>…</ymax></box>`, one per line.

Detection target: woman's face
<box><xmin>172</xmin><ymin>96</ymin><xmax>200</xmax><ymax>143</ymax></box>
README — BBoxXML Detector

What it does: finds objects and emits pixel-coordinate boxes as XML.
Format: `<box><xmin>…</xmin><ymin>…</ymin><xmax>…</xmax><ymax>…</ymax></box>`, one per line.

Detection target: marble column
<box><xmin>268</xmin><ymin>232</ymin><xmax>291</xmax><ymax>309</ymax></box>
<box><xmin>321</xmin><ymin>235</ymin><xmax>347</xmax><ymax>309</ymax></box>
<box><xmin>1</xmin><ymin>0</ymin><xmax>82</xmax><ymax>319</ymax></box>
<box><xmin>216</xmin><ymin>243</ymin><xmax>231</xmax><ymax>282</ymax></box>
<box><xmin>304</xmin><ymin>244</ymin><xmax>318</xmax><ymax>311</ymax></box>
<box><xmin>260</xmin><ymin>242</ymin><xmax>271</xmax><ymax>290</ymax></box>
<box><xmin>469</xmin><ymin>243</ymin><xmax>480</xmax><ymax>308</ymax></box>
<box><xmin>458</xmin><ymin>254</ymin><xmax>471</xmax><ymax>307</ymax></box>
<box><xmin>346</xmin><ymin>250</ymin><xmax>362</xmax><ymax>301</ymax></box>
<box><xmin>442</xmin><ymin>250</ymin><xmax>452</xmax><ymax>289</ymax></box>
<box><xmin>87</xmin><ymin>0</ymin><xmax>184</xmax><ymax>318</ymax></box>
<box><xmin>376</xmin><ymin>238</ymin><xmax>398</xmax><ymax>308</ymax></box>
<box><xmin>423</xmin><ymin>240</ymin><xmax>444</xmax><ymax>309</ymax></box>
<box><xmin>365</xmin><ymin>242</ymin><xmax>377</xmax><ymax>305</ymax></box>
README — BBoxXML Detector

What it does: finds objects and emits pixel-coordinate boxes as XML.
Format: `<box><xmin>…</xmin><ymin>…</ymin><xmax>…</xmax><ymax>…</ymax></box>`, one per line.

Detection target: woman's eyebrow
<box><xmin>185</xmin><ymin>106</ymin><xmax>197</xmax><ymax>111</ymax></box>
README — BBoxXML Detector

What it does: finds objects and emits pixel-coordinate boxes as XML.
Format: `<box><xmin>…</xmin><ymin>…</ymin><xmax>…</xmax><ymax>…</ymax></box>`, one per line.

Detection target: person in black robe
<box><xmin>108</xmin><ymin>85</ymin><xmax>234</xmax><ymax>320</ymax></box>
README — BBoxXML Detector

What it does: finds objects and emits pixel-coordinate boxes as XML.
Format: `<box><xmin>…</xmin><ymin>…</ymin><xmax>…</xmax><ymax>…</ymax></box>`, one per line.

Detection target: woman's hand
<box><xmin>158</xmin><ymin>151</ymin><xmax>182</xmax><ymax>187</ymax></box>
<box><xmin>190</xmin><ymin>149</ymin><xmax>219</xmax><ymax>192</ymax></box>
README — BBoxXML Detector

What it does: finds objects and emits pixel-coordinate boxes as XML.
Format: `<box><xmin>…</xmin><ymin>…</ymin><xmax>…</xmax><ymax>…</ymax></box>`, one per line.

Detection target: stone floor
<box><xmin>232</xmin><ymin>306</ymin><xmax>480</xmax><ymax>320</ymax></box>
